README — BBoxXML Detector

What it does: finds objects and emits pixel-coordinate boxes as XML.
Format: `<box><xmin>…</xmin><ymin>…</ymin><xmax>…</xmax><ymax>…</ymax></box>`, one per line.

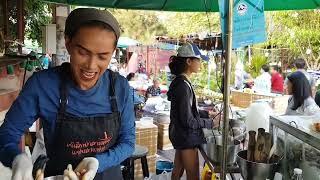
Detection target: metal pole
<box><xmin>221</xmin><ymin>0</ymin><xmax>233</xmax><ymax>179</ymax></box>
<box><xmin>248</xmin><ymin>45</ymin><xmax>252</xmax><ymax>64</ymax></box>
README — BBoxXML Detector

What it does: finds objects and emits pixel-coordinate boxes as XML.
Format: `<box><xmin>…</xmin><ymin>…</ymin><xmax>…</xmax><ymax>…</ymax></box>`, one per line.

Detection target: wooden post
<box><xmin>51</xmin><ymin>4</ymin><xmax>57</xmax><ymax>24</ymax></box>
<box><xmin>17</xmin><ymin>0</ymin><xmax>24</xmax><ymax>54</ymax></box>
<box><xmin>4</xmin><ymin>0</ymin><xmax>8</xmax><ymax>40</ymax></box>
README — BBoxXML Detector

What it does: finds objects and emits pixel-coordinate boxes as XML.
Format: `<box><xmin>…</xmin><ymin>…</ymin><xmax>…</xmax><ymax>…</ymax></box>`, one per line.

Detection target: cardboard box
<box><xmin>154</xmin><ymin>122</ymin><xmax>173</xmax><ymax>150</ymax></box>
<box><xmin>231</xmin><ymin>91</ymin><xmax>289</xmax><ymax>114</ymax></box>
<box><xmin>135</xmin><ymin>121</ymin><xmax>158</xmax><ymax>156</ymax></box>
<box><xmin>134</xmin><ymin>155</ymin><xmax>157</xmax><ymax>180</ymax></box>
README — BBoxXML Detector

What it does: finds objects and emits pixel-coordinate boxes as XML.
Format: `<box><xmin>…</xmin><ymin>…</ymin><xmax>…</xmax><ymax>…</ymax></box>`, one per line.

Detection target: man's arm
<box><xmin>0</xmin><ymin>74</ymin><xmax>39</xmax><ymax>167</ymax></box>
<box><xmin>95</xmin><ymin>79</ymin><xmax>135</xmax><ymax>172</ymax></box>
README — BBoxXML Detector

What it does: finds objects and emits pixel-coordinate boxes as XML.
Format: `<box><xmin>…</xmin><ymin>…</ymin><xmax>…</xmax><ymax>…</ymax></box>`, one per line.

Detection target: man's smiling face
<box><xmin>65</xmin><ymin>26</ymin><xmax>116</xmax><ymax>90</ymax></box>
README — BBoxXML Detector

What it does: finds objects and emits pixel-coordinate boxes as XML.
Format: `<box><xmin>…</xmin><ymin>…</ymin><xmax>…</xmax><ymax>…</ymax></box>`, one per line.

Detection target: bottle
<box><xmin>247</xmin><ymin>131</ymin><xmax>256</xmax><ymax>161</ymax></box>
<box><xmin>254</xmin><ymin>128</ymin><xmax>265</xmax><ymax>162</ymax></box>
<box><xmin>262</xmin><ymin>132</ymin><xmax>272</xmax><ymax>162</ymax></box>
<box><xmin>291</xmin><ymin>168</ymin><xmax>303</xmax><ymax>180</ymax></box>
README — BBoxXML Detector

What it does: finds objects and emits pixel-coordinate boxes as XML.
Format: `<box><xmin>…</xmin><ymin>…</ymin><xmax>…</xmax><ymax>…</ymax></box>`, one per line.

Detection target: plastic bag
<box><xmin>31</xmin><ymin>129</ymin><xmax>47</xmax><ymax>163</ymax></box>
<box><xmin>148</xmin><ymin>171</ymin><xmax>172</xmax><ymax>180</ymax></box>
<box><xmin>201</xmin><ymin>164</ymin><xmax>217</xmax><ymax>180</ymax></box>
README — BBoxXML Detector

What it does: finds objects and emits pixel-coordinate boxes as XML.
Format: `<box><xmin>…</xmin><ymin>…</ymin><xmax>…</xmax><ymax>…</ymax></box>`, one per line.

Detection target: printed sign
<box><xmin>219</xmin><ymin>0</ymin><xmax>266</xmax><ymax>49</ymax></box>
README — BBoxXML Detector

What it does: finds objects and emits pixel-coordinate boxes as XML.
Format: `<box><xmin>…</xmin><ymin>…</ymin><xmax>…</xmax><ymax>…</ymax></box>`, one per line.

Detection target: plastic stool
<box><xmin>122</xmin><ymin>145</ymin><xmax>149</xmax><ymax>180</ymax></box>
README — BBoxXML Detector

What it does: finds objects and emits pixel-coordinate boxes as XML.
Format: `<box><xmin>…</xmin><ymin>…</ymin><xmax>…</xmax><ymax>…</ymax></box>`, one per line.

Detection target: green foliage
<box><xmin>245</xmin><ymin>55</ymin><xmax>267</xmax><ymax>78</ymax></box>
<box><xmin>106</xmin><ymin>10</ymin><xmax>221</xmax><ymax>44</ymax></box>
<box><xmin>25</xmin><ymin>0</ymin><xmax>52</xmax><ymax>45</ymax></box>
<box><xmin>190</xmin><ymin>61</ymin><xmax>219</xmax><ymax>92</ymax></box>
<box><xmin>266</xmin><ymin>10</ymin><xmax>320</xmax><ymax>69</ymax></box>
<box><xmin>158</xmin><ymin>70</ymin><xmax>167</xmax><ymax>84</ymax></box>
<box><xmin>7</xmin><ymin>1</ymin><xmax>18</xmax><ymax>40</ymax></box>
<box><xmin>161</xmin><ymin>12</ymin><xmax>220</xmax><ymax>38</ymax></box>
<box><xmin>108</xmin><ymin>9</ymin><xmax>167</xmax><ymax>44</ymax></box>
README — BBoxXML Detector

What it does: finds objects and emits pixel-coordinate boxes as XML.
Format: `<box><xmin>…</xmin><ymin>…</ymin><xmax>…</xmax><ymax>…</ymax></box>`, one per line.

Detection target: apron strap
<box><xmin>108</xmin><ymin>69</ymin><xmax>119</xmax><ymax>113</ymax></box>
<box><xmin>58</xmin><ymin>65</ymin><xmax>119</xmax><ymax>114</ymax></box>
<box><xmin>59</xmin><ymin>63</ymin><xmax>70</xmax><ymax>114</ymax></box>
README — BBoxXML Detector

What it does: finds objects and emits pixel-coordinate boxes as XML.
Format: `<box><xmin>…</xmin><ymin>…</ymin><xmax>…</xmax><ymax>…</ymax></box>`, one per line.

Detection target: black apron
<box><xmin>44</xmin><ymin>64</ymin><xmax>122</xmax><ymax>179</ymax></box>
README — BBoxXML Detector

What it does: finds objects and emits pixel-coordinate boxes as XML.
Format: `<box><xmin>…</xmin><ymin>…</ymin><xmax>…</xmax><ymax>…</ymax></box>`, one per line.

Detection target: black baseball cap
<box><xmin>65</xmin><ymin>8</ymin><xmax>120</xmax><ymax>39</ymax></box>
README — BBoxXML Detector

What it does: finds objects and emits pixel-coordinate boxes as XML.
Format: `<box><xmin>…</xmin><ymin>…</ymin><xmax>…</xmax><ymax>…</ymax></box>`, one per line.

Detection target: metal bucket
<box><xmin>202</xmin><ymin>135</ymin><xmax>240</xmax><ymax>165</ymax></box>
<box><xmin>237</xmin><ymin>150</ymin><xmax>282</xmax><ymax>180</ymax></box>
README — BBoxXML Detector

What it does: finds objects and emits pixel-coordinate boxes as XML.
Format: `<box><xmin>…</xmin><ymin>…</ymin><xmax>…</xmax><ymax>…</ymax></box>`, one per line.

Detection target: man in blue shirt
<box><xmin>0</xmin><ymin>8</ymin><xmax>135</xmax><ymax>180</ymax></box>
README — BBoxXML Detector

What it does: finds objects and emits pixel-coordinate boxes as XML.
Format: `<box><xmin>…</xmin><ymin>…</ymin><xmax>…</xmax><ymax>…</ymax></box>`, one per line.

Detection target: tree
<box><xmin>108</xmin><ymin>10</ymin><xmax>221</xmax><ymax>43</ymax></box>
<box><xmin>266</xmin><ymin>10</ymin><xmax>320</xmax><ymax>70</ymax></box>
<box><xmin>161</xmin><ymin>12</ymin><xmax>220</xmax><ymax>38</ymax></box>
<box><xmin>25</xmin><ymin>0</ymin><xmax>52</xmax><ymax>45</ymax></box>
<box><xmin>108</xmin><ymin>9</ymin><xmax>167</xmax><ymax>44</ymax></box>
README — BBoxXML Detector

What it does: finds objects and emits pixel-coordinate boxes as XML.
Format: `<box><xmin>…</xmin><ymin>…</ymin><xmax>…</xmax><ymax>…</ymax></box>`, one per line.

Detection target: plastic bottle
<box><xmin>274</xmin><ymin>172</ymin><xmax>283</xmax><ymax>180</ymax></box>
<box><xmin>291</xmin><ymin>168</ymin><xmax>303</xmax><ymax>180</ymax></box>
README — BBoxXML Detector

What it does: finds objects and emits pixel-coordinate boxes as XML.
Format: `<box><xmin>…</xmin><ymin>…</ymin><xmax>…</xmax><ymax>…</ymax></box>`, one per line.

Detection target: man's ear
<box><xmin>65</xmin><ymin>36</ymin><xmax>71</xmax><ymax>53</ymax></box>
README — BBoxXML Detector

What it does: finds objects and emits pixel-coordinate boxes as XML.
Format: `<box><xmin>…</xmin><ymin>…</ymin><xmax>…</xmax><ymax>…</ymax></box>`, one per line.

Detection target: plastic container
<box><xmin>156</xmin><ymin>161</ymin><xmax>173</xmax><ymax>175</ymax></box>
<box><xmin>246</xmin><ymin>102</ymin><xmax>272</xmax><ymax>134</ymax></box>
<box><xmin>140</xmin><ymin>117</ymin><xmax>153</xmax><ymax>122</ymax></box>
<box><xmin>291</xmin><ymin>168</ymin><xmax>303</xmax><ymax>180</ymax></box>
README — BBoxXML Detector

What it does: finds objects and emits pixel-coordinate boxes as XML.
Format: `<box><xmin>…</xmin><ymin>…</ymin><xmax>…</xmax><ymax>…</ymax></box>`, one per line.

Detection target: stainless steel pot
<box><xmin>202</xmin><ymin>135</ymin><xmax>240</xmax><ymax>165</ymax></box>
<box><xmin>229</xmin><ymin>118</ymin><xmax>246</xmax><ymax>142</ymax></box>
<box><xmin>44</xmin><ymin>175</ymin><xmax>64</xmax><ymax>180</ymax></box>
<box><xmin>237</xmin><ymin>150</ymin><xmax>282</xmax><ymax>180</ymax></box>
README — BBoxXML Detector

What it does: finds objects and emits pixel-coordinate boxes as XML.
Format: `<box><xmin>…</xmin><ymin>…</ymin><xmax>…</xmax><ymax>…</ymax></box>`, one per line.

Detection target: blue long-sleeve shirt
<box><xmin>0</xmin><ymin>65</ymin><xmax>135</xmax><ymax>173</ymax></box>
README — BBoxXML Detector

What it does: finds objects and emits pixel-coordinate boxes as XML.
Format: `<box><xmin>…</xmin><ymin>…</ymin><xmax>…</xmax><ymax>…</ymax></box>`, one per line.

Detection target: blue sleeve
<box><xmin>0</xmin><ymin>74</ymin><xmax>39</xmax><ymax>167</ymax></box>
<box><xmin>95</xmin><ymin>79</ymin><xmax>135</xmax><ymax>172</ymax></box>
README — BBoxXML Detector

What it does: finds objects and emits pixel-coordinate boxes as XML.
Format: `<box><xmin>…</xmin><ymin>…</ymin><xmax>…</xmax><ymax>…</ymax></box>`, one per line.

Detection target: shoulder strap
<box><xmin>108</xmin><ymin>69</ymin><xmax>119</xmax><ymax>112</ymax></box>
<box><xmin>58</xmin><ymin>63</ymin><xmax>70</xmax><ymax>113</ymax></box>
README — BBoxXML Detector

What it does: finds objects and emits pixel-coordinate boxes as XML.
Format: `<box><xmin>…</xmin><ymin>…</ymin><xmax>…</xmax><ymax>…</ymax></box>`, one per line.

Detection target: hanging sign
<box><xmin>219</xmin><ymin>0</ymin><xmax>266</xmax><ymax>49</ymax></box>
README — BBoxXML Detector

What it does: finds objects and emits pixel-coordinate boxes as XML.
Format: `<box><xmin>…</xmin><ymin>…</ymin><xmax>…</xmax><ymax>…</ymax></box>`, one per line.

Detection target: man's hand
<box><xmin>12</xmin><ymin>153</ymin><xmax>34</xmax><ymax>180</ymax></box>
<box><xmin>75</xmin><ymin>157</ymin><xmax>99</xmax><ymax>180</ymax></box>
<box><xmin>35</xmin><ymin>169</ymin><xmax>44</xmax><ymax>180</ymax></box>
<box><xmin>209</xmin><ymin>110</ymin><xmax>223</xmax><ymax>128</ymax></box>
<box><xmin>63</xmin><ymin>164</ymin><xmax>79</xmax><ymax>180</ymax></box>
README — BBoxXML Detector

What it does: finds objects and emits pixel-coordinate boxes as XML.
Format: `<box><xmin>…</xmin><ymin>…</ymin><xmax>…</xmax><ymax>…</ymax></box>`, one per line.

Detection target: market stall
<box><xmin>270</xmin><ymin>115</ymin><xmax>320</xmax><ymax>179</ymax></box>
<box><xmin>4</xmin><ymin>0</ymin><xmax>320</xmax><ymax>179</ymax></box>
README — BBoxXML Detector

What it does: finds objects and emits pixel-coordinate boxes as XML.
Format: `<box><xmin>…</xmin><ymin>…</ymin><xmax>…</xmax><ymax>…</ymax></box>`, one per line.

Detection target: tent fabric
<box><xmin>117</xmin><ymin>37</ymin><xmax>139</xmax><ymax>48</ymax></box>
<box><xmin>45</xmin><ymin>0</ymin><xmax>320</xmax><ymax>12</ymax></box>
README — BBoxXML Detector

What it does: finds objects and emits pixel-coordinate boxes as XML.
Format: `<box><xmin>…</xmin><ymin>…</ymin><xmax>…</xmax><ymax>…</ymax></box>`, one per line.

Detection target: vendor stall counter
<box><xmin>270</xmin><ymin>115</ymin><xmax>320</xmax><ymax>179</ymax></box>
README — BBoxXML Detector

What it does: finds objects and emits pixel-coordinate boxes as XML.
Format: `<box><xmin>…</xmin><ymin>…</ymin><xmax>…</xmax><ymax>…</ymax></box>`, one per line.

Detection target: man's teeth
<box><xmin>82</xmin><ymin>71</ymin><xmax>95</xmax><ymax>78</ymax></box>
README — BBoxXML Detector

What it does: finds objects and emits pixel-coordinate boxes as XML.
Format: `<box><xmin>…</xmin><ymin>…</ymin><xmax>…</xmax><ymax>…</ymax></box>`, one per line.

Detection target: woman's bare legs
<box><xmin>171</xmin><ymin>150</ymin><xmax>185</xmax><ymax>180</ymax></box>
<box><xmin>180</xmin><ymin>148</ymin><xmax>199</xmax><ymax>180</ymax></box>
<box><xmin>171</xmin><ymin>148</ymin><xmax>199</xmax><ymax>180</ymax></box>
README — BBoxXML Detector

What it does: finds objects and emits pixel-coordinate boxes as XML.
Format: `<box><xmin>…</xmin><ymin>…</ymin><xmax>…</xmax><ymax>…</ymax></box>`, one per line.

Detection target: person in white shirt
<box><xmin>285</xmin><ymin>58</ymin><xmax>316</xmax><ymax>96</ymax></box>
<box><xmin>253</xmin><ymin>64</ymin><xmax>271</xmax><ymax>93</ymax></box>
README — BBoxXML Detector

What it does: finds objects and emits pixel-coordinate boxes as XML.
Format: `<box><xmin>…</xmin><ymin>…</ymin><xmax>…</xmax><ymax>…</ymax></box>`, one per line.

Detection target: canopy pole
<box><xmin>221</xmin><ymin>0</ymin><xmax>233</xmax><ymax>179</ymax></box>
